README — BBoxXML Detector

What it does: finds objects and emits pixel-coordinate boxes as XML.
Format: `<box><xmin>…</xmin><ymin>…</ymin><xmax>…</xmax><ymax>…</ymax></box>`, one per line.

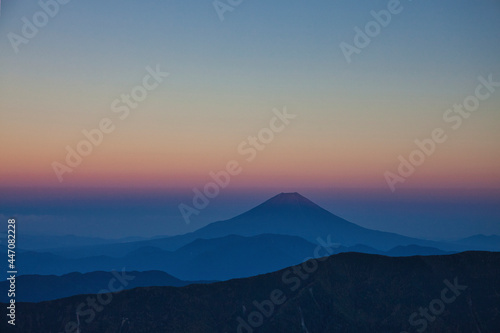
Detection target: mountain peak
<box><xmin>245</xmin><ymin>192</ymin><xmax>328</xmax><ymax>216</ymax></box>
<box><xmin>267</xmin><ymin>192</ymin><xmax>312</xmax><ymax>205</ymax></box>
<box><xmin>278</xmin><ymin>192</ymin><xmax>301</xmax><ymax>196</ymax></box>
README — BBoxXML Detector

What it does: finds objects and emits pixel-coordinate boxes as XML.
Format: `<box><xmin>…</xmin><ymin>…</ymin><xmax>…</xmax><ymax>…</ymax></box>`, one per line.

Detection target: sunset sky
<box><xmin>1</xmin><ymin>0</ymin><xmax>499</xmax><ymax>238</ymax></box>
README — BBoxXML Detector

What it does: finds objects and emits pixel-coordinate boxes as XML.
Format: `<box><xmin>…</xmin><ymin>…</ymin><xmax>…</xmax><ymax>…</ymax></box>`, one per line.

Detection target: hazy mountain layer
<box><xmin>9</xmin><ymin>233</ymin><xmax>452</xmax><ymax>282</ymax></box>
<box><xmin>0</xmin><ymin>270</ymin><xmax>213</xmax><ymax>303</ymax></box>
<box><xmin>48</xmin><ymin>193</ymin><xmax>464</xmax><ymax>259</ymax></box>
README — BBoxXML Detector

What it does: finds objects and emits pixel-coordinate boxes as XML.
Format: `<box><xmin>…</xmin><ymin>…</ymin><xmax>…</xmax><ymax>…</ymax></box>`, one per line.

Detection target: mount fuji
<box><xmin>50</xmin><ymin>192</ymin><xmax>453</xmax><ymax>259</ymax></box>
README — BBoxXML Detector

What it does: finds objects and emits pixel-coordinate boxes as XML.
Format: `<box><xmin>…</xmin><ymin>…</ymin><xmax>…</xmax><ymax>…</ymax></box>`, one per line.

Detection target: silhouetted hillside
<box><xmin>6</xmin><ymin>251</ymin><xmax>499</xmax><ymax>332</ymax></box>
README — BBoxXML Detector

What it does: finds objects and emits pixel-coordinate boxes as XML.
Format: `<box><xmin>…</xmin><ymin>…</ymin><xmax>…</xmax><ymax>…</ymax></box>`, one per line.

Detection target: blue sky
<box><xmin>1</xmin><ymin>0</ymin><xmax>499</xmax><ymax>239</ymax></box>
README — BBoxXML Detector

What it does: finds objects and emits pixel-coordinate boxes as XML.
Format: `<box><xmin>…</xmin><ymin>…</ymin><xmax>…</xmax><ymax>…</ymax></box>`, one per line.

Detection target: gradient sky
<box><xmin>1</xmin><ymin>1</ymin><xmax>499</xmax><ymax>238</ymax></box>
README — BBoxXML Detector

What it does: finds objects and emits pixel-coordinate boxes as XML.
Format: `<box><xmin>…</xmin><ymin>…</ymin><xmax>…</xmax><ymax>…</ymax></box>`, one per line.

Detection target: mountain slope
<box><xmin>7</xmin><ymin>251</ymin><xmax>500</xmax><ymax>332</ymax></box>
<box><xmin>191</xmin><ymin>192</ymin><xmax>438</xmax><ymax>250</ymax></box>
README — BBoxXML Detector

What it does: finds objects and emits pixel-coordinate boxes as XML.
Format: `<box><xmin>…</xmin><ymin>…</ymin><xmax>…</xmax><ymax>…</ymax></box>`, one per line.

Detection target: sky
<box><xmin>1</xmin><ymin>0</ymin><xmax>499</xmax><ymax>239</ymax></box>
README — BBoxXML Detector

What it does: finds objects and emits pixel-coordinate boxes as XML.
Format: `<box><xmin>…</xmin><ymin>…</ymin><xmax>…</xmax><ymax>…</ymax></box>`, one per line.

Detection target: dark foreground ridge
<box><xmin>4</xmin><ymin>251</ymin><xmax>500</xmax><ymax>332</ymax></box>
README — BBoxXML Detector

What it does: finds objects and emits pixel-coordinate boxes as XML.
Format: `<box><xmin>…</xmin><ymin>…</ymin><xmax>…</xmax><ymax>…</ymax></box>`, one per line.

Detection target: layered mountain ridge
<box><xmin>47</xmin><ymin>192</ymin><xmax>460</xmax><ymax>260</ymax></box>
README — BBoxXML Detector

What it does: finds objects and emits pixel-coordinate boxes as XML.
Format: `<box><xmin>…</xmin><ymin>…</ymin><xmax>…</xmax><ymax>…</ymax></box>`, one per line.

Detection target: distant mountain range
<box><xmin>8</xmin><ymin>192</ymin><xmax>497</xmax><ymax>283</ymax></box>
<box><xmin>451</xmin><ymin>234</ymin><xmax>500</xmax><ymax>251</ymax></box>
<box><xmin>0</xmin><ymin>270</ymin><xmax>213</xmax><ymax>303</ymax></box>
<box><xmin>7</xmin><ymin>251</ymin><xmax>500</xmax><ymax>332</ymax></box>
<box><xmin>0</xmin><ymin>233</ymin><xmax>163</xmax><ymax>251</ymax></box>
<box><xmin>41</xmin><ymin>193</ymin><xmax>481</xmax><ymax>259</ymax></box>
<box><xmin>10</xmin><ymin>234</ymin><xmax>316</xmax><ymax>280</ymax></box>
<box><xmin>8</xmin><ymin>233</ymin><xmax>454</xmax><ymax>281</ymax></box>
